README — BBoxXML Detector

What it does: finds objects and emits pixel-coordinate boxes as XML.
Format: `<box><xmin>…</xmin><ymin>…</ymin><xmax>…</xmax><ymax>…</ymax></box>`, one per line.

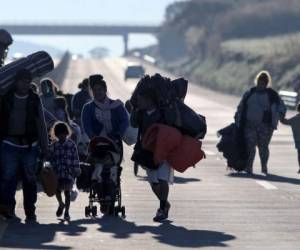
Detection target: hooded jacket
<box><xmin>81</xmin><ymin>98</ymin><xmax>129</xmax><ymax>141</ymax></box>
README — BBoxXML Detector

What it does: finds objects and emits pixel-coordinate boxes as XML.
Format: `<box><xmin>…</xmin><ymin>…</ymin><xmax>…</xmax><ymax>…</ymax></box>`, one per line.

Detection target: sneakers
<box><xmin>261</xmin><ymin>167</ymin><xmax>268</xmax><ymax>175</ymax></box>
<box><xmin>153</xmin><ymin>209</ymin><xmax>167</xmax><ymax>222</ymax></box>
<box><xmin>64</xmin><ymin>211</ymin><xmax>70</xmax><ymax>221</ymax></box>
<box><xmin>56</xmin><ymin>203</ymin><xmax>65</xmax><ymax>217</ymax></box>
<box><xmin>153</xmin><ymin>201</ymin><xmax>171</xmax><ymax>222</ymax></box>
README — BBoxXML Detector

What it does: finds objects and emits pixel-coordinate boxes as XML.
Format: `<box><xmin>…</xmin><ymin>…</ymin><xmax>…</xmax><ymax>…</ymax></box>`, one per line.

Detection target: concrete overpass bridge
<box><xmin>1</xmin><ymin>24</ymin><xmax>160</xmax><ymax>55</ymax></box>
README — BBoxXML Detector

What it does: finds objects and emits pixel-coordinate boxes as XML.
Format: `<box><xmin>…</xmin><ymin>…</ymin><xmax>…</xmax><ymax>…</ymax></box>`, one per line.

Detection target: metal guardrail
<box><xmin>279</xmin><ymin>90</ymin><xmax>298</xmax><ymax>108</ymax></box>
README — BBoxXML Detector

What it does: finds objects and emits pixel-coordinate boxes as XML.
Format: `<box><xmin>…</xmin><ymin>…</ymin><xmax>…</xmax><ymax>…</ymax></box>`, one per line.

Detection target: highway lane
<box><xmin>0</xmin><ymin>58</ymin><xmax>299</xmax><ymax>250</ymax></box>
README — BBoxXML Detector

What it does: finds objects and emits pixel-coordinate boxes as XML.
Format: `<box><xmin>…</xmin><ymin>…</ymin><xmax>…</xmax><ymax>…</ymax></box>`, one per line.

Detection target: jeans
<box><xmin>0</xmin><ymin>143</ymin><xmax>39</xmax><ymax>216</ymax></box>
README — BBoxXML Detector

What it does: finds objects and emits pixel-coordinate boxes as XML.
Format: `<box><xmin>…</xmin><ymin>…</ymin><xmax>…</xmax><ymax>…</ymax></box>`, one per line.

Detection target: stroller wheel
<box><xmin>85</xmin><ymin>206</ymin><xmax>91</xmax><ymax>217</ymax></box>
<box><xmin>121</xmin><ymin>206</ymin><xmax>126</xmax><ymax>218</ymax></box>
<box><xmin>92</xmin><ymin>206</ymin><xmax>97</xmax><ymax>217</ymax></box>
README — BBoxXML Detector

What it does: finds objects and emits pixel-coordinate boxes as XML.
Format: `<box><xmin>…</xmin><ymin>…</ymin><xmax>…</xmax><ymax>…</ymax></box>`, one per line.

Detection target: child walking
<box><xmin>48</xmin><ymin>122</ymin><xmax>81</xmax><ymax>220</ymax></box>
<box><xmin>281</xmin><ymin>103</ymin><xmax>300</xmax><ymax>173</ymax></box>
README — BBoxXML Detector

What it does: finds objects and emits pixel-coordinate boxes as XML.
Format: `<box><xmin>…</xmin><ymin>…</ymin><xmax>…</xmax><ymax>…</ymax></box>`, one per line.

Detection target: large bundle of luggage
<box><xmin>0</xmin><ymin>51</ymin><xmax>54</xmax><ymax>95</ymax></box>
<box><xmin>130</xmin><ymin>73</ymin><xmax>206</xmax><ymax>172</ymax></box>
<box><xmin>130</xmin><ymin>74</ymin><xmax>188</xmax><ymax>108</ymax></box>
<box><xmin>216</xmin><ymin>123</ymin><xmax>248</xmax><ymax>172</ymax></box>
<box><xmin>130</xmin><ymin>74</ymin><xmax>207</xmax><ymax>139</ymax></box>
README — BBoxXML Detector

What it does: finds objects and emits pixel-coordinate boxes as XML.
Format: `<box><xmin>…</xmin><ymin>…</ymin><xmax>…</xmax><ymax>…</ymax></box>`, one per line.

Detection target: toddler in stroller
<box><xmin>79</xmin><ymin>136</ymin><xmax>125</xmax><ymax>217</ymax></box>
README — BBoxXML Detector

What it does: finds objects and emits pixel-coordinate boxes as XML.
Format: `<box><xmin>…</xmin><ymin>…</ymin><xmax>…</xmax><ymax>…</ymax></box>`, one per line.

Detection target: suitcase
<box><xmin>0</xmin><ymin>51</ymin><xmax>54</xmax><ymax>95</ymax></box>
<box><xmin>40</xmin><ymin>167</ymin><xmax>58</xmax><ymax>197</ymax></box>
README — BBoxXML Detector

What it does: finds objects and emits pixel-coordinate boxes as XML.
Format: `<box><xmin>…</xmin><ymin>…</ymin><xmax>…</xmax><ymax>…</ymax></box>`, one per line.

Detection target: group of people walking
<box><xmin>0</xmin><ymin>68</ymin><xmax>175</xmax><ymax>223</ymax></box>
<box><xmin>0</xmin><ymin>65</ymin><xmax>299</xmax><ymax>225</ymax></box>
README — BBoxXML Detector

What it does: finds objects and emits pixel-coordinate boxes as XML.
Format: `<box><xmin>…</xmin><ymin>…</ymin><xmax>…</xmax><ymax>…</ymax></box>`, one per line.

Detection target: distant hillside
<box><xmin>140</xmin><ymin>0</ymin><xmax>300</xmax><ymax>95</ymax></box>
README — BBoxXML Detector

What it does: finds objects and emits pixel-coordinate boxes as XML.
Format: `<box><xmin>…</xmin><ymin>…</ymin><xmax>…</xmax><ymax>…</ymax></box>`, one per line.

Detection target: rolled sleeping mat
<box><xmin>0</xmin><ymin>51</ymin><xmax>54</xmax><ymax>95</ymax></box>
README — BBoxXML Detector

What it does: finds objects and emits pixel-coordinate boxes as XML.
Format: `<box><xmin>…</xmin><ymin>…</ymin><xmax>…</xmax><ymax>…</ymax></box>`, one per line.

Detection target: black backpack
<box><xmin>163</xmin><ymin>100</ymin><xmax>207</xmax><ymax>139</ymax></box>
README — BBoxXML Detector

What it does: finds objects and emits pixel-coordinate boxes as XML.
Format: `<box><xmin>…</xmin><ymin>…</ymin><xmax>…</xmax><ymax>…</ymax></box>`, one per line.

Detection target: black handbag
<box><xmin>131</xmin><ymin>138</ymin><xmax>158</xmax><ymax>170</ymax></box>
<box><xmin>131</xmin><ymin>147</ymin><xmax>158</xmax><ymax>170</ymax></box>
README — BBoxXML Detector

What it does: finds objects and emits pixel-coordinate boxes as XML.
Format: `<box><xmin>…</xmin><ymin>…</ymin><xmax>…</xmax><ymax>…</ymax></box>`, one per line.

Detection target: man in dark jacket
<box><xmin>0</xmin><ymin>69</ymin><xmax>48</xmax><ymax>222</ymax></box>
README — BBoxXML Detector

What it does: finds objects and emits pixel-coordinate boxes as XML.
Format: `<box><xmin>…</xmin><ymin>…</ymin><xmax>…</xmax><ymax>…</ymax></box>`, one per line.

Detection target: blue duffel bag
<box><xmin>0</xmin><ymin>51</ymin><xmax>54</xmax><ymax>95</ymax></box>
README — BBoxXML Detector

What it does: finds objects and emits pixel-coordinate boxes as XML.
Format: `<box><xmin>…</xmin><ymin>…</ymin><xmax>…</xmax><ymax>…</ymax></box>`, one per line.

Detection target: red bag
<box><xmin>168</xmin><ymin>137</ymin><xmax>205</xmax><ymax>173</ymax></box>
<box><xmin>142</xmin><ymin>123</ymin><xmax>205</xmax><ymax>173</ymax></box>
<box><xmin>142</xmin><ymin>123</ymin><xmax>181</xmax><ymax>164</ymax></box>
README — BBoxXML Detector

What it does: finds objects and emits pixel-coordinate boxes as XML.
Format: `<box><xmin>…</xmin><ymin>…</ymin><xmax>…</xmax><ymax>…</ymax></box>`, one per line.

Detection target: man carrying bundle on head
<box><xmin>130</xmin><ymin>74</ymin><xmax>205</xmax><ymax>222</ymax></box>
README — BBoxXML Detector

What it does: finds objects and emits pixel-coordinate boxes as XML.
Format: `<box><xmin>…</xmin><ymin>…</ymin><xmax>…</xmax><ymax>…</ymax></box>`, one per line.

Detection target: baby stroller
<box><xmin>77</xmin><ymin>136</ymin><xmax>125</xmax><ymax>218</ymax></box>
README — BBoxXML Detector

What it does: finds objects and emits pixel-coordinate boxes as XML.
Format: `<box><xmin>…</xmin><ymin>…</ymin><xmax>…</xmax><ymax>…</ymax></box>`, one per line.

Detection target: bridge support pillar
<box><xmin>123</xmin><ymin>33</ymin><xmax>129</xmax><ymax>56</ymax></box>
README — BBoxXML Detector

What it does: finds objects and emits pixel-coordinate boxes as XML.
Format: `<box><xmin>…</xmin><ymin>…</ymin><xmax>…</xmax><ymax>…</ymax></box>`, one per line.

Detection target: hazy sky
<box><xmin>0</xmin><ymin>0</ymin><xmax>177</xmax><ymax>56</ymax></box>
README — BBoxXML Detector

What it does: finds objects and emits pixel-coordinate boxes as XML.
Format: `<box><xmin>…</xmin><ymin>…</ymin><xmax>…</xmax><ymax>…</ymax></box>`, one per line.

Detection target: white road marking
<box><xmin>204</xmin><ymin>150</ymin><xmax>216</xmax><ymax>156</ymax></box>
<box><xmin>255</xmin><ymin>180</ymin><xmax>278</xmax><ymax>190</ymax></box>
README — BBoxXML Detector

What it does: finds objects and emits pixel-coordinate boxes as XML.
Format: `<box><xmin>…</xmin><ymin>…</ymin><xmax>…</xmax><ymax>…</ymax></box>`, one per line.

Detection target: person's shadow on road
<box><xmin>136</xmin><ymin>176</ymin><xmax>201</xmax><ymax>184</ymax></box>
<box><xmin>0</xmin><ymin>216</ymin><xmax>235</xmax><ymax>249</ymax></box>
<box><xmin>92</xmin><ymin>216</ymin><xmax>235</xmax><ymax>248</ymax></box>
<box><xmin>228</xmin><ymin>172</ymin><xmax>300</xmax><ymax>185</ymax></box>
<box><xmin>0</xmin><ymin>219</ymin><xmax>87</xmax><ymax>249</ymax></box>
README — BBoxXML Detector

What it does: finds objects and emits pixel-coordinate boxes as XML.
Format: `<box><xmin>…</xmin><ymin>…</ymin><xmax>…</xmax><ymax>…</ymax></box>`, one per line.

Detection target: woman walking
<box><xmin>234</xmin><ymin>71</ymin><xmax>286</xmax><ymax>174</ymax></box>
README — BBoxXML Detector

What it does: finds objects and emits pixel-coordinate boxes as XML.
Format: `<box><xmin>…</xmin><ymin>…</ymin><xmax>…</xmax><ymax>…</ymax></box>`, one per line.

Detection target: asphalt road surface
<box><xmin>0</xmin><ymin>58</ymin><xmax>299</xmax><ymax>250</ymax></box>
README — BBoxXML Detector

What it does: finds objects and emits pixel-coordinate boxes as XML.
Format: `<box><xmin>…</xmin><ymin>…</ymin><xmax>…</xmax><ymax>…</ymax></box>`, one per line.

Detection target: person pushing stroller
<box><xmin>87</xmin><ymin>136</ymin><xmax>122</xmax><ymax>214</ymax></box>
<box><xmin>81</xmin><ymin>74</ymin><xmax>128</xmax><ymax>216</ymax></box>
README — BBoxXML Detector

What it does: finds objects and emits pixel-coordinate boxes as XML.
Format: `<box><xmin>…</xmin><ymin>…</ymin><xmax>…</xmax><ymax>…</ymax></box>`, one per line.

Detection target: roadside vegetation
<box><xmin>137</xmin><ymin>0</ymin><xmax>300</xmax><ymax>95</ymax></box>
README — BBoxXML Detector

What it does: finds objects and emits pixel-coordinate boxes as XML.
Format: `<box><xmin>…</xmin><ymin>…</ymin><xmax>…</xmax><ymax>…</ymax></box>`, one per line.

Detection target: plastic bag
<box><xmin>70</xmin><ymin>184</ymin><xmax>79</xmax><ymax>202</ymax></box>
<box><xmin>122</xmin><ymin>125</ymin><xmax>138</xmax><ymax>145</ymax></box>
